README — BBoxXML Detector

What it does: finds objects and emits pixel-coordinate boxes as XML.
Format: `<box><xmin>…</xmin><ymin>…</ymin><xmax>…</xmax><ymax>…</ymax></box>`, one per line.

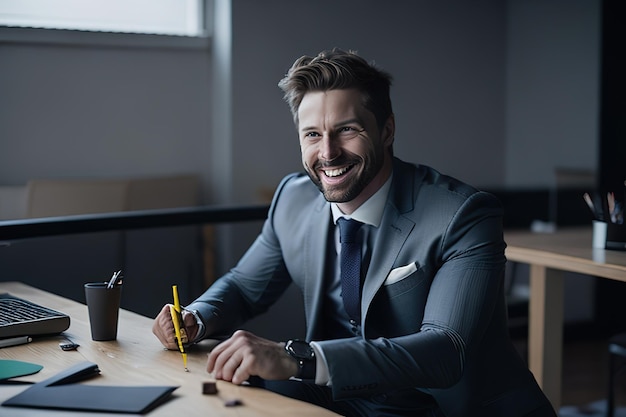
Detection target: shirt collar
<box><xmin>331</xmin><ymin>174</ymin><xmax>392</xmax><ymax>228</ymax></box>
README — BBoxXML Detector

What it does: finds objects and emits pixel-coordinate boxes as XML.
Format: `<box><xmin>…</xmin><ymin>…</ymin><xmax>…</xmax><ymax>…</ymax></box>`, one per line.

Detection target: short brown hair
<box><xmin>278</xmin><ymin>48</ymin><xmax>393</xmax><ymax>129</ymax></box>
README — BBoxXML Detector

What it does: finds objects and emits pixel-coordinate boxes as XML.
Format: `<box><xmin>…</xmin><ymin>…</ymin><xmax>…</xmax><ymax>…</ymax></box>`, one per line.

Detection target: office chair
<box><xmin>607</xmin><ymin>332</ymin><xmax>626</xmax><ymax>417</ymax></box>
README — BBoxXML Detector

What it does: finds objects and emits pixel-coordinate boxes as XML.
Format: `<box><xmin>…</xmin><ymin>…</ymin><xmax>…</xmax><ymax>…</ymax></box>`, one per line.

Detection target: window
<box><xmin>0</xmin><ymin>0</ymin><xmax>211</xmax><ymax>48</ymax></box>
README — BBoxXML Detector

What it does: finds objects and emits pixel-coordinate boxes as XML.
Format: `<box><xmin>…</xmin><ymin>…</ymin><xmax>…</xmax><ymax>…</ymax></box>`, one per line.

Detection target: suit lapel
<box><xmin>303</xmin><ymin>196</ymin><xmax>331</xmax><ymax>337</ymax></box>
<box><xmin>361</xmin><ymin>159</ymin><xmax>417</xmax><ymax>323</ymax></box>
<box><xmin>361</xmin><ymin>208</ymin><xmax>414</xmax><ymax>322</ymax></box>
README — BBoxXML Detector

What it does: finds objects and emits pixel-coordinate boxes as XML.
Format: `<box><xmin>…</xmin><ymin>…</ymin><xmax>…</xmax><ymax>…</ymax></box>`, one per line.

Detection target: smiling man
<box><xmin>153</xmin><ymin>49</ymin><xmax>556</xmax><ymax>417</ymax></box>
<box><xmin>298</xmin><ymin>88</ymin><xmax>393</xmax><ymax>214</ymax></box>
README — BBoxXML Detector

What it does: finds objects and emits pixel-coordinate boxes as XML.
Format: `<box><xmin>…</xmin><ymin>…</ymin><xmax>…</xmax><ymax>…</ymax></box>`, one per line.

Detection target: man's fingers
<box><xmin>231</xmin><ymin>355</ymin><xmax>253</xmax><ymax>385</ymax></box>
<box><xmin>206</xmin><ymin>330</ymin><xmax>294</xmax><ymax>384</ymax></box>
<box><xmin>207</xmin><ymin>331</ymin><xmax>251</xmax><ymax>379</ymax></box>
<box><xmin>152</xmin><ymin>304</ymin><xmax>178</xmax><ymax>349</ymax></box>
<box><xmin>209</xmin><ymin>336</ymin><xmax>243</xmax><ymax>380</ymax></box>
<box><xmin>219</xmin><ymin>349</ymin><xmax>246</xmax><ymax>382</ymax></box>
<box><xmin>181</xmin><ymin>310</ymin><xmax>199</xmax><ymax>343</ymax></box>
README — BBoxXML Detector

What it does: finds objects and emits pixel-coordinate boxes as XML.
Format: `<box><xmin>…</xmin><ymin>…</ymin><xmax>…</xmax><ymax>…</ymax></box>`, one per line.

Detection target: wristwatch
<box><xmin>284</xmin><ymin>339</ymin><xmax>316</xmax><ymax>380</ymax></box>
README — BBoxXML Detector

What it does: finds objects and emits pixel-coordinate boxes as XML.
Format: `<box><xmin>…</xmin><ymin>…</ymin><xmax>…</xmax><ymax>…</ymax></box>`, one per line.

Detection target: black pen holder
<box><xmin>593</xmin><ymin>220</ymin><xmax>626</xmax><ymax>251</ymax></box>
<box><xmin>607</xmin><ymin>222</ymin><xmax>626</xmax><ymax>251</ymax></box>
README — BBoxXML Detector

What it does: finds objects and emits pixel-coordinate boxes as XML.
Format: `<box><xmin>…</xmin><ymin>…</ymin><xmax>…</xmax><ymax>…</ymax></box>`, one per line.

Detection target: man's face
<box><xmin>297</xmin><ymin>89</ymin><xmax>393</xmax><ymax>206</ymax></box>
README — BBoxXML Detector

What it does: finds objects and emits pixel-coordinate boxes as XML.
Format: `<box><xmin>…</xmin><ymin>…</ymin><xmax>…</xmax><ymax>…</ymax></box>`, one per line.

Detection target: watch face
<box><xmin>287</xmin><ymin>340</ymin><xmax>314</xmax><ymax>360</ymax></box>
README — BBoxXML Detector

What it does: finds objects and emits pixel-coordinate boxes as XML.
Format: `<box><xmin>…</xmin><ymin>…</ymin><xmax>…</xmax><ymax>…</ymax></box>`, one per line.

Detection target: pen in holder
<box><xmin>586</xmin><ymin>190</ymin><xmax>625</xmax><ymax>251</ymax></box>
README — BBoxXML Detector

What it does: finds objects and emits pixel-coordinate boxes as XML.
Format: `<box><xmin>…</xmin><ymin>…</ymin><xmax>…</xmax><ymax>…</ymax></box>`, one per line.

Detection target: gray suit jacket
<box><xmin>187</xmin><ymin>158</ymin><xmax>553</xmax><ymax>417</ymax></box>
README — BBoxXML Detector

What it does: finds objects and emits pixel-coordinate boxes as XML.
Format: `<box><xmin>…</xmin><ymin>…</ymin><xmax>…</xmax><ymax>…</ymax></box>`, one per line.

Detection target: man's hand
<box><xmin>152</xmin><ymin>304</ymin><xmax>199</xmax><ymax>349</ymax></box>
<box><xmin>207</xmin><ymin>330</ymin><xmax>298</xmax><ymax>385</ymax></box>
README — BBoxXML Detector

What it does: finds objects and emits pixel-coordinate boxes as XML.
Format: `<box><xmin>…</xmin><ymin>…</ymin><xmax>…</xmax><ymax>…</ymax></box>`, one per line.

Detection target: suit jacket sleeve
<box><xmin>185</xmin><ymin>174</ymin><xmax>299</xmax><ymax>338</ymax></box>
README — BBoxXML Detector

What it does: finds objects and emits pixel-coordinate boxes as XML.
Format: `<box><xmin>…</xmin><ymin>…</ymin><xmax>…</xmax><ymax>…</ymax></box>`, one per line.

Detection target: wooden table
<box><xmin>505</xmin><ymin>227</ymin><xmax>626</xmax><ymax>411</ymax></box>
<box><xmin>0</xmin><ymin>282</ymin><xmax>339</xmax><ymax>417</ymax></box>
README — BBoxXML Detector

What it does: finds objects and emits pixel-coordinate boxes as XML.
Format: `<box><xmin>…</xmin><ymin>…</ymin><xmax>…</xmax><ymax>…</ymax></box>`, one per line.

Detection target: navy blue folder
<box><xmin>2</xmin><ymin>361</ymin><xmax>178</xmax><ymax>414</ymax></box>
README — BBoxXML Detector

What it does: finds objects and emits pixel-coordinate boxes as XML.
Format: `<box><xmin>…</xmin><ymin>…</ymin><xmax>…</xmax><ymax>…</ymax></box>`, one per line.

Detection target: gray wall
<box><xmin>0</xmin><ymin>0</ymin><xmax>600</xmax><ymax>330</ymax></box>
<box><xmin>0</xmin><ymin>44</ymin><xmax>214</xmax><ymax>196</ymax></box>
<box><xmin>505</xmin><ymin>0</ymin><xmax>599</xmax><ymax>188</ymax></box>
<box><xmin>228</xmin><ymin>0</ymin><xmax>507</xmax><ymax>204</ymax></box>
<box><xmin>1</xmin><ymin>0</ymin><xmax>600</xmax><ymax>205</ymax></box>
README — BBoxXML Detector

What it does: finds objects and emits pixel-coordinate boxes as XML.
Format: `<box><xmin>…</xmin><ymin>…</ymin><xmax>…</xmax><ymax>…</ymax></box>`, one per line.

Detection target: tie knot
<box><xmin>338</xmin><ymin>218</ymin><xmax>363</xmax><ymax>243</ymax></box>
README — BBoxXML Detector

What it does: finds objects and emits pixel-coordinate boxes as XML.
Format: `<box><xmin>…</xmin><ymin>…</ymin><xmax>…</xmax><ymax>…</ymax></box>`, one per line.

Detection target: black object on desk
<box><xmin>2</xmin><ymin>361</ymin><xmax>178</xmax><ymax>414</ymax></box>
<box><xmin>0</xmin><ymin>293</ymin><xmax>70</xmax><ymax>338</ymax></box>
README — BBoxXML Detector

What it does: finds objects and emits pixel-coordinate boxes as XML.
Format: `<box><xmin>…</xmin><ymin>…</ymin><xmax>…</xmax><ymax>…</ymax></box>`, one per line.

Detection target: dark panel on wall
<box><xmin>596</xmin><ymin>0</ymin><xmax>626</xmax><ymax>334</ymax></box>
<box><xmin>598</xmin><ymin>0</ymin><xmax>626</xmax><ymax>195</ymax></box>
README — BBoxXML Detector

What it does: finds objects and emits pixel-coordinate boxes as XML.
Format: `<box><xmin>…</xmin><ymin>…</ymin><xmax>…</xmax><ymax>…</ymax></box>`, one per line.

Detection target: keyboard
<box><xmin>0</xmin><ymin>293</ymin><xmax>70</xmax><ymax>339</ymax></box>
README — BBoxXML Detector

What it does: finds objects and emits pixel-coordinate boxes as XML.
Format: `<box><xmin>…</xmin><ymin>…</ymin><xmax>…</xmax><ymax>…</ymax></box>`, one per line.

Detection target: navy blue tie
<box><xmin>337</xmin><ymin>218</ymin><xmax>364</xmax><ymax>323</ymax></box>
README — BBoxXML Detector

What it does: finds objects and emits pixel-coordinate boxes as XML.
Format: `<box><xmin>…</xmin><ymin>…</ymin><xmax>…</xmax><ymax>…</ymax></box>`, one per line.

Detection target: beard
<box><xmin>305</xmin><ymin>149</ymin><xmax>384</xmax><ymax>203</ymax></box>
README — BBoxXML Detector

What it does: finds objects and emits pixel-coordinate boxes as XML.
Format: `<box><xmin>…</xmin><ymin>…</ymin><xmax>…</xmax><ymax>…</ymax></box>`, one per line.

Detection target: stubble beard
<box><xmin>306</xmin><ymin>152</ymin><xmax>383</xmax><ymax>203</ymax></box>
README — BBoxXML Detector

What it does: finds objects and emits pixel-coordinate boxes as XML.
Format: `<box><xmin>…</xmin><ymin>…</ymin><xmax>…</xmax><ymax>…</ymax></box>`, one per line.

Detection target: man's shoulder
<box><xmin>392</xmin><ymin>158</ymin><xmax>500</xmax><ymax>212</ymax></box>
<box><xmin>270</xmin><ymin>171</ymin><xmax>324</xmax><ymax>211</ymax></box>
<box><xmin>267</xmin><ymin>172</ymin><xmax>327</xmax><ymax>233</ymax></box>
<box><xmin>408</xmin><ymin>162</ymin><xmax>478</xmax><ymax>196</ymax></box>
<box><xmin>276</xmin><ymin>171</ymin><xmax>319</xmax><ymax>198</ymax></box>
<box><xmin>393</xmin><ymin>158</ymin><xmax>475</xmax><ymax>194</ymax></box>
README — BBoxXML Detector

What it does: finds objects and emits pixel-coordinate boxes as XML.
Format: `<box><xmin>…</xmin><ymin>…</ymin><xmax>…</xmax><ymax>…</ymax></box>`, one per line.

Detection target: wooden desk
<box><xmin>505</xmin><ymin>227</ymin><xmax>626</xmax><ymax>411</ymax></box>
<box><xmin>0</xmin><ymin>282</ymin><xmax>339</xmax><ymax>417</ymax></box>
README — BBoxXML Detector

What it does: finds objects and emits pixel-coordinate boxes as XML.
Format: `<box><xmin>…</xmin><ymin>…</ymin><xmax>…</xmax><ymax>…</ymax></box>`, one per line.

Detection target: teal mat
<box><xmin>0</xmin><ymin>359</ymin><xmax>43</xmax><ymax>381</ymax></box>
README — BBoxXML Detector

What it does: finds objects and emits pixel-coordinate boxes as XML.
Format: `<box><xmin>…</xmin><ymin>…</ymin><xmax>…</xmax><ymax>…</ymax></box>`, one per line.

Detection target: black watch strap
<box><xmin>296</xmin><ymin>356</ymin><xmax>316</xmax><ymax>380</ymax></box>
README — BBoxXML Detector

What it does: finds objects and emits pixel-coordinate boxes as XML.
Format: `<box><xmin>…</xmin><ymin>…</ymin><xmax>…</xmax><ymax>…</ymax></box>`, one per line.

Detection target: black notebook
<box><xmin>2</xmin><ymin>361</ymin><xmax>178</xmax><ymax>414</ymax></box>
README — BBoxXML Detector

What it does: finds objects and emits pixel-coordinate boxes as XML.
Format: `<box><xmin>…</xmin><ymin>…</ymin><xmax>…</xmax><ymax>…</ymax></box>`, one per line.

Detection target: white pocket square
<box><xmin>383</xmin><ymin>263</ymin><xmax>418</xmax><ymax>286</ymax></box>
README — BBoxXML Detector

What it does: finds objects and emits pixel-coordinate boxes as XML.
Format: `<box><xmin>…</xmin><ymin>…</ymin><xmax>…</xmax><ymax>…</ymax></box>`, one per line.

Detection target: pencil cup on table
<box><xmin>585</xmin><ymin>191</ymin><xmax>625</xmax><ymax>251</ymax></box>
<box><xmin>592</xmin><ymin>220</ymin><xmax>608</xmax><ymax>249</ymax></box>
<box><xmin>84</xmin><ymin>282</ymin><xmax>122</xmax><ymax>341</ymax></box>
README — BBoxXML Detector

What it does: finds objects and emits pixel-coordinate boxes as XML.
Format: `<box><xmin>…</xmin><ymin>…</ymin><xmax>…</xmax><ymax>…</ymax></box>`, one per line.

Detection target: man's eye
<box><xmin>303</xmin><ymin>132</ymin><xmax>321</xmax><ymax>141</ymax></box>
<box><xmin>338</xmin><ymin>126</ymin><xmax>363</xmax><ymax>138</ymax></box>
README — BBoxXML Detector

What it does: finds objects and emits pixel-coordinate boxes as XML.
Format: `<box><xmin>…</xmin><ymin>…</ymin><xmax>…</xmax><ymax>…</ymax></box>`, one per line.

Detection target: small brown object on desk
<box><xmin>202</xmin><ymin>381</ymin><xmax>218</xmax><ymax>395</ymax></box>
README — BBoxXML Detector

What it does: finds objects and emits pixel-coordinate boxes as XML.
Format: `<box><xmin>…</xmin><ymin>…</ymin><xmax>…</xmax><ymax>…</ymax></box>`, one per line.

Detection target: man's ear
<box><xmin>382</xmin><ymin>114</ymin><xmax>395</xmax><ymax>147</ymax></box>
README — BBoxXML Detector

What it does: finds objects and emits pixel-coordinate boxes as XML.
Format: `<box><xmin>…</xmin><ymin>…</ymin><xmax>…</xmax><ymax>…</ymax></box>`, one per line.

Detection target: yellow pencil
<box><xmin>171</xmin><ymin>285</ymin><xmax>188</xmax><ymax>371</ymax></box>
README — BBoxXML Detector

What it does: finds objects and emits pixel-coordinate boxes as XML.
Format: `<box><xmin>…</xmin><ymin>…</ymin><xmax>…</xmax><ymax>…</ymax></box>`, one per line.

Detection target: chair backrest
<box><xmin>26</xmin><ymin>179</ymin><xmax>128</xmax><ymax>218</ymax></box>
<box><xmin>25</xmin><ymin>174</ymin><xmax>200</xmax><ymax>217</ymax></box>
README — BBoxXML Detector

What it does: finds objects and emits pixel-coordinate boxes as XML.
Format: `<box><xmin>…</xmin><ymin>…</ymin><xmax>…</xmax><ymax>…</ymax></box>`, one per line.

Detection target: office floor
<box><xmin>513</xmin><ymin>336</ymin><xmax>626</xmax><ymax>414</ymax></box>
<box><xmin>561</xmin><ymin>338</ymin><xmax>614</xmax><ymax>406</ymax></box>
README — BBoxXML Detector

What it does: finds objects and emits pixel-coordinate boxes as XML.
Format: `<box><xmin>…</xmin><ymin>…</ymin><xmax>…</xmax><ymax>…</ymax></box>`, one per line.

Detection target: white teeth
<box><xmin>324</xmin><ymin>166</ymin><xmax>350</xmax><ymax>177</ymax></box>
